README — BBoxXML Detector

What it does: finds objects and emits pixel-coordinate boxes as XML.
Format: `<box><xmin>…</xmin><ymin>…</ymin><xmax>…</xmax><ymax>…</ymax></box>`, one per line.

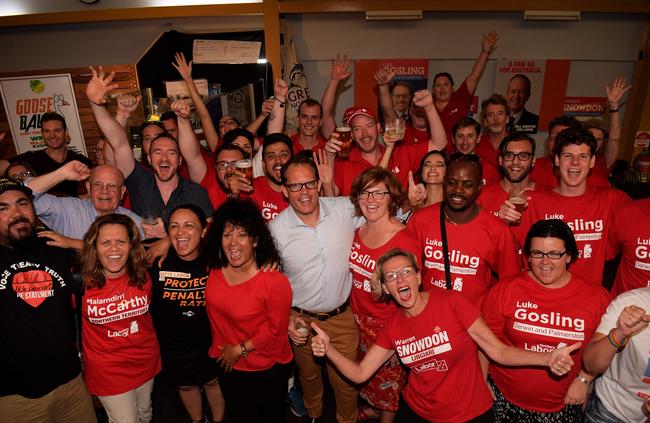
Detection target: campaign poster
<box><xmin>355</xmin><ymin>59</ymin><xmax>429</xmax><ymax>122</ymax></box>
<box><xmin>0</xmin><ymin>74</ymin><xmax>86</xmax><ymax>155</ymax></box>
<box><xmin>562</xmin><ymin>96</ymin><xmax>607</xmax><ymax>119</ymax></box>
<box><xmin>495</xmin><ymin>59</ymin><xmax>571</xmax><ymax>133</ymax></box>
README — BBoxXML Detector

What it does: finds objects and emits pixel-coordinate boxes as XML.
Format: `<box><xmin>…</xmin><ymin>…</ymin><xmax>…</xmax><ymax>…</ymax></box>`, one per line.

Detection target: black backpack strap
<box><xmin>440</xmin><ymin>203</ymin><xmax>453</xmax><ymax>290</ymax></box>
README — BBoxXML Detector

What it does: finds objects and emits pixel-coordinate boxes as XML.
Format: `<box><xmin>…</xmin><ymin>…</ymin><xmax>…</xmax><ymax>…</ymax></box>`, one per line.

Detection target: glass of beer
<box><xmin>235</xmin><ymin>159</ymin><xmax>254</xmax><ymax>190</ymax></box>
<box><xmin>335</xmin><ymin>126</ymin><xmax>352</xmax><ymax>159</ymax></box>
<box><xmin>384</xmin><ymin>117</ymin><xmax>406</xmax><ymax>139</ymax></box>
<box><xmin>508</xmin><ymin>188</ymin><xmax>527</xmax><ymax>225</ymax></box>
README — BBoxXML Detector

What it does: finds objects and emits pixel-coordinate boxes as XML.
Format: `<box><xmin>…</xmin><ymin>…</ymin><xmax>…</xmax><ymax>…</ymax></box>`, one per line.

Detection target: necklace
<box><xmin>444</xmin><ymin>204</ymin><xmax>478</xmax><ymax>225</ymax></box>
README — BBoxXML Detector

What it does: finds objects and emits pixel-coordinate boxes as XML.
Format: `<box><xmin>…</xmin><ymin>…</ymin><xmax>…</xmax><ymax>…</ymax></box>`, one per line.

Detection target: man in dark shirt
<box><xmin>0</xmin><ymin>178</ymin><xmax>96</xmax><ymax>422</ymax></box>
<box><xmin>0</xmin><ymin>112</ymin><xmax>93</xmax><ymax>197</ymax></box>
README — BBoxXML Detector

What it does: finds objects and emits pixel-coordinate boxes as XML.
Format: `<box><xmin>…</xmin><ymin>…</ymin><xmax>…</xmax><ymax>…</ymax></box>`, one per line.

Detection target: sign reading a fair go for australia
<box><xmin>0</xmin><ymin>74</ymin><xmax>87</xmax><ymax>155</ymax></box>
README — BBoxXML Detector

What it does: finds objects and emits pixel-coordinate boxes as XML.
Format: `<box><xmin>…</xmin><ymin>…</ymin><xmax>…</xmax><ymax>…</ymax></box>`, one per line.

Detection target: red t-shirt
<box><xmin>245</xmin><ymin>176</ymin><xmax>288</xmax><ymax>223</ymax></box>
<box><xmin>407</xmin><ymin>203</ymin><xmax>521</xmax><ymax>306</ymax></box>
<box><xmin>477</xmin><ymin>182</ymin><xmax>508</xmax><ymax>218</ymax></box>
<box><xmin>517</xmin><ymin>187</ymin><xmax>631</xmax><ymax>286</ymax></box>
<box><xmin>483</xmin><ymin>272</ymin><xmax>610</xmax><ymax>412</ymax></box>
<box><xmin>608</xmin><ymin>198</ymin><xmax>650</xmax><ymax>295</ymax></box>
<box><xmin>402</xmin><ymin>125</ymin><xmax>430</xmax><ymax>146</ymax></box>
<box><xmin>82</xmin><ymin>274</ymin><xmax>161</xmax><ymax>396</ymax></box>
<box><xmin>179</xmin><ymin>149</ymin><xmax>213</xmax><ymax>181</ymax></box>
<box><xmin>206</xmin><ymin>269</ymin><xmax>293</xmax><ymax>371</ymax></box>
<box><xmin>349</xmin><ymin>228</ymin><xmax>421</xmax><ymax>322</ymax></box>
<box><xmin>291</xmin><ymin>133</ymin><xmax>327</xmax><ymax>154</ymax></box>
<box><xmin>375</xmin><ymin>290</ymin><xmax>492</xmax><ymax>422</ymax></box>
<box><xmin>475</xmin><ymin>135</ymin><xmax>502</xmax><ymax>186</ymax></box>
<box><xmin>531</xmin><ymin>154</ymin><xmax>611</xmax><ymax>190</ymax></box>
<box><xmin>334</xmin><ymin>143</ymin><xmax>428</xmax><ymax>196</ymax></box>
<box><xmin>438</xmin><ymin>80</ymin><xmax>472</xmax><ymax>143</ymax></box>
<box><xmin>200</xmin><ymin>164</ymin><xmax>228</xmax><ymax>209</ymax></box>
<box><xmin>590</xmin><ymin>154</ymin><xmax>612</xmax><ymax>188</ymax></box>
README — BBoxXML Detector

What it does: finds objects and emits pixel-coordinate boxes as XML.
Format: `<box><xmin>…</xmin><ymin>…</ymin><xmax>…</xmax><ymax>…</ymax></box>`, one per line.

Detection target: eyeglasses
<box><xmin>529</xmin><ymin>250</ymin><xmax>568</xmax><ymax>260</ymax></box>
<box><xmin>215</xmin><ymin>161</ymin><xmax>237</xmax><ymax>171</ymax></box>
<box><xmin>448</xmin><ymin>152</ymin><xmax>481</xmax><ymax>165</ymax></box>
<box><xmin>384</xmin><ymin>266</ymin><xmax>416</xmax><ymax>283</ymax></box>
<box><xmin>284</xmin><ymin>180</ymin><xmax>319</xmax><ymax>192</ymax></box>
<box><xmin>9</xmin><ymin>171</ymin><xmax>32</xmax><ymax>181</ymax></box>
<box><xmin>90</xmin><ymin>182</ymin><xmax>121</xmax><ymax>192</ymax></box>
<box><xmin>502</xmin><ymin>151</ymin><xmax>533</xmax><ymax>162</ymax></box>
<box><xmin>359</xmin><ymin>190</ymin><xmax>390</xmax><ymax>200</ymax></box>
<box><xmin>219</xmin><ymin>119</ymin><xmax>236</xmax><ymax>128</ymax></box>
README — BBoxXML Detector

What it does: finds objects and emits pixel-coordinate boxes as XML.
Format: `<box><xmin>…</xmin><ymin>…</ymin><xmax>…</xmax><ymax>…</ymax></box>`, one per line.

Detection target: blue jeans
<box><xmin>584</xmin><ymin>392</ymin><xmax>625</xmax><ymax>423</ymax></box>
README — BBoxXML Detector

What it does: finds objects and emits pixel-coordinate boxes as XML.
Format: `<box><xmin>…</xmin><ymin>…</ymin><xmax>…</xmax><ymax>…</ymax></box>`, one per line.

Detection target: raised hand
<box><xmin>324</xmin><ymin>132</ymin><xmax>342</xmax><ymax>156</ymax></box>
<box><xmin>60</xmin><ymin>160</ymin><xmax>91</xmax><ymax>181</ymax></box>
<box><xmin>310</xmin><ymin>322</ymin><xmax>330</xmax><ymax>357</ymax></box>
<box><xmin>546</xmin><ymin>342</ymin><xmax>582</xmax><ymax>376</ymax></box>
<box><xmin>261</xmin><ymin>98</ymin><xmax>275</xmax><ymax>116</ymax></box>
<box><xmin>413</xmin><ymin>89</ymin><xmax>434</xmax><ymax>108</ymax></box>
<box><xmin>117</xmin><ymin>94</ymin><xmax>142</xmax><ymax>118</ymax></box>
<box><xmin>313</xmin><ymin>149</ymin><xmax>334</xmax><ymax>187</ymax></box>
<box><xmin>171</xmin><ymin>99</ymin><xmax>192</xmax><ymax>119</ymax></box>
<box><xmin>172</xmin><ymin>52</ymin><xmax>193</xmax><ymax>80</ymax></box>
<box><xmin>407</xmin><ymin>171</ymin><xmax>427</xmax><ymax>206</ymax></box>
<box><xmin>331</xmin><ymin>54</ymin><xmax>352</xmax><ymax>81</ymax></box>
<box><xmin>616</xmin><ymin>305</ymin><xmax>650</xmax><ymax>337</ymax></box>
<box><xmin>86</xmin><ymin>66</ymin><xmax>119</xmax><ymax>106</ymax></box>
<box><xmin>274</xmin><ymin>78</ymin><xmax>288</xmax><ymax>99</ymax></box>
<box><xmin>374</xmin><ymin>68</ymin><xmax>396</xmax><ymax>86</ymax></box>
<box><xmin>606</xmin><ymin>76</ymin><xmax>631</xmax><ymax>105</ymax></box>
<box><xmin>482</xmin><ymin>31</ymin><xmax>499</xmax><ymax>53</ymax></box>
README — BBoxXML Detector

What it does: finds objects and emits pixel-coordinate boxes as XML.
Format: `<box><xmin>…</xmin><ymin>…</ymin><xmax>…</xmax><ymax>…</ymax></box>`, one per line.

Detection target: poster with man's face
<box><xmin>495</xmin><ymin>59</ymin><xmax>545</xmax><ymax>134</ymax></box>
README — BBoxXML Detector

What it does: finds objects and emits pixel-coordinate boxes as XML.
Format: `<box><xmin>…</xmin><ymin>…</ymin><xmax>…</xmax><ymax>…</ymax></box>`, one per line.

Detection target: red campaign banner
<box><xmin>354</xmin><ymin>59</ymin><xmax>429</xmax><ymax>119</ymax></box>
<box><xmin>562</xmin><ymin>96</ymin><xmax>607</xmax><ymax>118</ymax></box>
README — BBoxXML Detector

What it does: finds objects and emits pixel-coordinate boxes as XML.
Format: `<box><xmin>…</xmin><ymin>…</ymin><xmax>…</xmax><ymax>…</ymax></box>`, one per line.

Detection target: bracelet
<box><xmin>576</xmin><ymin>375</ymin><xmax>590</xmax><ymax>385</ymax></box>
<box><xmin>608</xmin><ymin>328</ymin><xmax>629</xmax><ymax>351</ymax></box>
<box><xmin>240</xmin><ymin>342</ymin><xmax>249</xmax><ymax>358</ymax></box>
<box><xmin>274</xmin><ymin>97</ymin><xmax>286</xmax><ymax>105</ymax></box>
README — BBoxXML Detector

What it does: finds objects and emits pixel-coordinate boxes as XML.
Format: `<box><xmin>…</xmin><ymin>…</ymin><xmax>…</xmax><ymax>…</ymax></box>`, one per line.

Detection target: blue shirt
<box><xmin>33</xmin><ymin>191</ymin><xmax>144</xmax><ymax>240</ymax></box>
<box><xmin>269</xmin><ymin>197</ymin><xmax>363</xmax><ymax>312</ymax></box>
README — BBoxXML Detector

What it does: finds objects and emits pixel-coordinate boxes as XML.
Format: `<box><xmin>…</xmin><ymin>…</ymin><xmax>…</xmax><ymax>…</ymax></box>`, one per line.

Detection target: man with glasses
<box><xmin>407</xmin><ymin>152</ymin><xmax>520</xmax><ymax>306</ymax></box>
<box><xmin>478</xmin><ymin>133</ymin><xmax>536</xmax><ymax>221</ymax></box>
<box><xmin>269</xmin><ymin>155</ymin><xmax>364</xmax><ymax>423</ymax></box>
<box><xmin>516</xmin><ymin>128</ymin><xmax>630</xmax><ymax>286</ymax></box>
<box><xmin>23</xmin><ymin>161</ymin><xmax>145</xmax><ymax>250</ymax></box>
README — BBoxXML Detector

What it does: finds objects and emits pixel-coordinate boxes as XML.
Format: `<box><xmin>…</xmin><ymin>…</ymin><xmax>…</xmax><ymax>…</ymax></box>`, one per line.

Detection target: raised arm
<box><xmin>86</xmin><ymin>66</ymin><xmax>135</xmax><ymax>177</ymax></box>
<box><xmin>171</xmin><ymin>99</ymin><xmax>207</xmax><ymax>184</ymax></box>
<box><xmin>245</xmin><ymin>98</ymin><xmax>274</xmax><ymax>140</ymax></box>
<box><xmin>310</xmin><ymin>322</ymin><xmax>393</xmax><ymax>384</ymax></box>
<box><xmin>267</xmin><ymin>79</ymin><xmax>288</xmax><ymax>134</ymax></box>
<box><xmin>26</xmin><ymin>160</ymin><xmax>91</xmax><ymax>193</ymax></box>
<box><xmin>321</xmin><ymin>54</ymin><xmax>352</xmax><ymax>138</ymax></box>
<box><xmin>604</xmin><ymin>76</ymin><xmax>631</xmax><ymax>167</ymax></box>
<box><xmin>466</xmin><ymin>31</ymin><xmax>499</xmax><ymax>96</ymax></box>
<box><xmin>413</xmin><ymin>89</ymin><xmax>448</xmax><ymax>152</ymax></box>
<box><xmin>115</xmin><ymin>93</ymin><xmax>141</xmax><ymax>129</ymax></box>
<box><xmin>374</xmin><ymin>68</ymin><xmax>398</xmax><ymax>121</ymax></box>
<box><xmin>172</xmin><ymin>52</ymin><xmax>220</xmax><ymax>152</ymax></box>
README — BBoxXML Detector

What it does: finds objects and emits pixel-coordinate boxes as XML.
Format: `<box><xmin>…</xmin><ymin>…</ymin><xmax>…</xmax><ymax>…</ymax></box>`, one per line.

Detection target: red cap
<box><xmin>343</xmin><ymin>106</ymin><xmax>377</xmax><ymax>126</ymax></box>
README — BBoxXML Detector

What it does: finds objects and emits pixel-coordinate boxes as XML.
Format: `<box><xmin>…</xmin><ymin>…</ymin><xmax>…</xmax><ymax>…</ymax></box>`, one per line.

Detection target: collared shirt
<box><xmin>125</xmin><ymin>162</ymin><xmax>213</xmax><ymax>226</ymax></box>
<box><xmin>33</xmin><ymin>191</ymin><xmax>144</xmax><ymax>239</ymax></box>
<box><xmin>269</xmin><ymin>197</ymin><xmax>364</xmax><ymax>312</ymax></box>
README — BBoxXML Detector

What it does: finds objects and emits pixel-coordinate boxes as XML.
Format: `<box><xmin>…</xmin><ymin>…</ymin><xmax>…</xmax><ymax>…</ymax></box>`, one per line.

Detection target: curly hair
<box><xmin>349</xmin><ymin>167</ymin><xmax>405</xmax><ymax>217</ymax></box>
<box><xmin>206</xmin><ymin>199</ymin><xmax>281</xmax><ymax>269</ymax></box>
<box><xmin>81</xmin><ymin>214</ymin><xmax>148</xmax><ymax>290</ymax></box>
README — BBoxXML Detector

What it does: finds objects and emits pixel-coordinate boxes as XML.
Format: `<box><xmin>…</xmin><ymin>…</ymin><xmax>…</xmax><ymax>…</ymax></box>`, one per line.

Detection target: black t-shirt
<box><xmin>125</xmin><ymin>163</ymin><xmax>214</xmax><ymax>227</ymax></box>
<box><xmin>0</xmin><ymin>238</ymin><xmax>81</xmax><ymax>398</ymax></box>
<box><xmin>11</xmin><ymin>149</ymin><xmax>93</xmax><ymax>197</ymax></box>
<box><xmin>150</xmin><ymin>250</ymin><xmax>212</xmax><ymax>354</ymax></box>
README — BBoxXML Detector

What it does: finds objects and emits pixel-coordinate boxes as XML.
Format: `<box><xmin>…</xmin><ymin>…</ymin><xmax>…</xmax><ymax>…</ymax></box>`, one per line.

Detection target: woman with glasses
<box><xmin>311</xmin><ymin>247</ymin><xmax>582</xmax><ymax>423</ymax></box>
<box><xmin>482</xmin><ymin>219</ymin><xmax>610</xmax><ymax>422</ymax></box>
<box><xmin>4</xmin><ymin>161</ymin><xmax>36</xmax><ymax>182</ymax></box>
<box><xmin>348</xmin><ymin>167</ymin><xmax>420</xmax><ymax>422</ymax></box>
<box><xmin>205</xmin><ymin>199</ymin><xmax>292</xmax><ymax>423</ymax></box>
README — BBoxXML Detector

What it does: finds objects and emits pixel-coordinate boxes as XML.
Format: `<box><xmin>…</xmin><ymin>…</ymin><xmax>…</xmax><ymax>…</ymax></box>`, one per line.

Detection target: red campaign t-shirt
<box><xmin>483</xmin><ymin>272</ymin><xmax>610</xmax><ymax>412</ymax></box>
<box><xmin>407</xmin><ymin>203</ymin><xmax>521</xmax><ymax>306</ymax></box>
<box><xmin>590</xmin><ymin>154</ymin><xmax>611</xmax><ymax>188</ymax></box>
<box><xmin>375</xmin><ymin>290</ymin><xmax>493</xmax><ymax>422</ymax></box>
<box><xmin>530</xmin><ymin>154</ymin><xmax>611</xmax><ymax>190</ymax></box>
<box><xmin>517</xmin><ymin>186</ymin><xmax>631</xmax><ymax>286</ymax></box>
<box><xmin>200</xmin><ymin>163</ymin><xmax>228</xmax><ymax>209</ymax></box>
<box><xmin>349</xmin><ymin>228</ymin><xmax>421</xmax><ymax>322</ymax></box>
<box><xmin>245</xmin><ymin>176</ymin><xmax>288</xmax><ymax>223</ymax></box>
<box><xmin>205</xmin><ymin>269</ymin><xmax>293</xmax><ymax>372</ymax></box>
<box><xmin>291</xmin><ymin>133</ymin><xmax>327</xmax><ymax>154</ymax></box>
<box><xmin>475</xmin><ymin>135</ymin><xmax>502</xmax><ymax>186</ymax></box>
<box><xmin>438</xmin><ymin>80</ymin><xmax>472</xmax><ymax>143</ymax></box>
<box><xmin>402</xmin><ymin>125</ymin><xmax>430</xmax><ymax>146</ymax></box>
<box><xmin>334</xmin><ymin>142</ymin><xmax>428</xmax><ymax>196</ymax></box>
<box><xmin>608</xmin><ymin>198</ymin><xmax>650</xmax><ymax>296</ymax></box>
<box><xmin>82</xmin><ymin>274</ymin><xmax>161</xmax><ymax>396</ymax></box>
<box><xmin>477</xmin><ymin>182</ymin><xmax>508</xmax><ymax>218</ymax></box>
<box><xmin>179</xmin><ymin>149</ymin><xmax>213</xmax><ymax>181</ymax></box>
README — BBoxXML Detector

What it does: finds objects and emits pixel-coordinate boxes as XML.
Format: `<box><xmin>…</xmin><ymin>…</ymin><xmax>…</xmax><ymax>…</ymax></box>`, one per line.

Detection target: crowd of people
<box><xmin>1</xmin><ymin>30</ymin><xmax>650</xmax><ymax>423</ymax></box>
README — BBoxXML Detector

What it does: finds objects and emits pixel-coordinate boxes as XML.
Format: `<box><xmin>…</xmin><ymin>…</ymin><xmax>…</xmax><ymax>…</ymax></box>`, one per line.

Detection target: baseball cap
<box><xmin>0</xmin><ymin>178</ymin><xmax>33</xmax><ymax>197</ymax></box>
<box><xmin>343</xmin><ymin>106</ymin><xmax>377</xmax><ymax>126</ymax></box>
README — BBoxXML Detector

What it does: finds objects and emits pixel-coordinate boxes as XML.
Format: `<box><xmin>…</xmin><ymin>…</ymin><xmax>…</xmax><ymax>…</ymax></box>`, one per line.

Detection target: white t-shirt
<box><xmin>594</xmin><ymin>287</ymin><xmax>650</xmax><ymax>422</ymax></box>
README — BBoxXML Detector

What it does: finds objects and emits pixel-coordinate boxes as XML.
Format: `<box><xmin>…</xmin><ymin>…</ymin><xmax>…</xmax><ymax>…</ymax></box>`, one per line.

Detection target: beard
<box><xmin>7</xmin><ymin>218</ymin><xmax>37</xmax><ymax>248</ymax></box>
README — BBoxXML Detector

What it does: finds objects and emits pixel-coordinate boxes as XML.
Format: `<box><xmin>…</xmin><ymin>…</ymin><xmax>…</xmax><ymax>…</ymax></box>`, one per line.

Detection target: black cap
<box><xmin>0</xmin><ymin>178</ymin><xmax>33</xmax><ymax>197</ymax></box>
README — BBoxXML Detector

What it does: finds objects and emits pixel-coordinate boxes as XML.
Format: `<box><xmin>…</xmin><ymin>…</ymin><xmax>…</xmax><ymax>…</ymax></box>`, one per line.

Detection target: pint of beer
<box><xmin>336</xmin><ymin>127</ymin><xmax>352</xmax><ymax>159</ymax></box>
<box><xmin>235</xmin><ymin>159</ymin><xmax>254</xmax><ymax>190</ymax></box>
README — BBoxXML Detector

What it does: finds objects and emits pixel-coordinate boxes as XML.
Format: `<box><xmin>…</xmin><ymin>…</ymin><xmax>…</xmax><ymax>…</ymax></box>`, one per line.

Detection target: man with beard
<box><xmin>475</xmin><ymin>94</ymin><xmax>509</xmax><ymax>185</ymax></box>
<box><xmin>0</xmin><ymin>112</ymin><xmax>93</xmax><ymax>197</ymax></box>
<box><xmin>407</xmin><ymin>153</ymin><xmax>520</xmax><ymax>306</ymax></box>
<box><xmin>23</xmin><ymin>161</ymin><xmax>146</xmax><ymax>250</ymax></box>
<box><xmin>0</xmin><ymin>178</ymin><xmax>97</xmax><ymax>423</ymax></box>
<box><xmin>86</xmin><ymin>67</ymin><xmax>213</xmax><ymax>226</ymax></box>
<box><xmin>478</xmin><ymin>133</ymin><xmax>536</xmax><ymax>221</ymax></box>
